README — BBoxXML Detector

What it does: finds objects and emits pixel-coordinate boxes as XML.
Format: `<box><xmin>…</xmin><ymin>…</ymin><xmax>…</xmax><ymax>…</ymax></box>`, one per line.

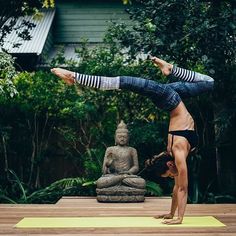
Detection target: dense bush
<box><xmin>104</xmin><ymin>0</ymin><xmax>236</xmax><ymax>201</ymax></box>
<box><xmin>0</xmin><ymin>52</ymin><xmax>18</xmax><ymax>98</ymax></box>
<box><xmin>0</xmin><ymin>43</ymin><xmax>169</xmax><ymax>203</ymax></box>
<box><xmin>1</xmin><ymin>0</ymin><xmax>235</xmax><ymax>203</ymax></box>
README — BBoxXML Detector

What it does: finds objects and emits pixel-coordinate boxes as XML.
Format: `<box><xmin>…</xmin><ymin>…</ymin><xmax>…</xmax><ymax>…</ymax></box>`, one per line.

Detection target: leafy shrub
<box><xmin>0</xmin><ymin>52</ymin><xmax>18</xmax><ymax>98</ymax></box>
<box><xmin>0</xmin><ymin>42</ymin><xmax>169</xmax><ymax>202</ymax></box>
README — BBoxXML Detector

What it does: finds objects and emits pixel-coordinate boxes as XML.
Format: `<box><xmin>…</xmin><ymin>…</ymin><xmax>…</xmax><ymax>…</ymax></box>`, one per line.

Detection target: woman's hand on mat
<box><xmin>162</xmin><ymin>217</ymin><xmax>183</xmax><ymax>225</ymax></box>
<box><xmin>51</xmin><ymin>68</ymin><xmax>75</xmax><ymax>85</ymax></box>
<box><xmin>154</xmin><ymin>213</ymin><xmax>173</xmax><ymax>219</ymax></box>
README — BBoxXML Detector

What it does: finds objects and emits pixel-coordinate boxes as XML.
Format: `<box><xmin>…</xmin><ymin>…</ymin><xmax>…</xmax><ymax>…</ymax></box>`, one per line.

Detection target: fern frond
<box><xmin>146</xmin><ymin>181</ymin><xmax>163</xmax><ymax>196</ymax></box>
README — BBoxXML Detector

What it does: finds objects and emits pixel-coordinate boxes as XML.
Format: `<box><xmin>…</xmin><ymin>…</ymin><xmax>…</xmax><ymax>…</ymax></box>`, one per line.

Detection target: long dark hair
<box><xmin>145</xmin><ymin>151</ymin><xmax>174</xmax><ymax>177</ymax></box>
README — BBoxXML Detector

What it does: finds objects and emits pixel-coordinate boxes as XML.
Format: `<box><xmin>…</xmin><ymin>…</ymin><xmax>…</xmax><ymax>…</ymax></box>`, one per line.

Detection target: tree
<box><xmin>106</xmin><ymin>0</ymin><xmax>236</xmax><ymax>196</ymax></box>
<box><xmin>0</xmin><ymin>41</ymin><xmax>170</xmax><ymax>201</ymax></box>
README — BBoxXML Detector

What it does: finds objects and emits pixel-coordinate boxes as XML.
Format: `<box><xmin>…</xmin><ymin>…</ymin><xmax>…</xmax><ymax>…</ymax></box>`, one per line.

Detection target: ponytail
<box><xmin>145</xmin><ymin>151</ymin><xmax>174</xmax><ymax>177</ymax></box>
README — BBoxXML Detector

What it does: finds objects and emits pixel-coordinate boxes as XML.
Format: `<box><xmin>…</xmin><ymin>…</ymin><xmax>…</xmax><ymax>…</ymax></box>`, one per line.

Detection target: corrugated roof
<box><xmin>2</xmin><ymin>10</ymin><xmax>55</xmax><ymax>55</ymax></box>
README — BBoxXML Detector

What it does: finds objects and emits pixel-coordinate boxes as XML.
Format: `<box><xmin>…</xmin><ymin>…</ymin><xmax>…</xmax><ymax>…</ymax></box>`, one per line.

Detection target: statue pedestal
<box><xmin>96</xmin><ymin>186</ymin><xmax>146</xmax><ymax>203</ymax></box>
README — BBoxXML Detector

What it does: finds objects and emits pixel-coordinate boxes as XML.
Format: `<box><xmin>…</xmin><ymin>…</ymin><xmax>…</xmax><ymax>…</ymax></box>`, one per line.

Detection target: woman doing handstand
<box><xmin>51</xmin><ymin>56</ymin><xmax>214</xmax><ymax>224</ymax></box>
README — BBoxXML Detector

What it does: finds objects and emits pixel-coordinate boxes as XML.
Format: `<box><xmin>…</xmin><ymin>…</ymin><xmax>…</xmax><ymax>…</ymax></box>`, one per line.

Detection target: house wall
<box><xmin>40</xmin><ymin>28</ymin><xmax>54</xmax><ymax>65</ymax></box>
<box><xmin>54</xmin><ymin>0</ymin><xmax>132</xmax><ymax>43</ymax></box>
<box><xmin>43</xmin><ymin>29</ymin><xmax>54</xmax><ymax>56</ymax></box>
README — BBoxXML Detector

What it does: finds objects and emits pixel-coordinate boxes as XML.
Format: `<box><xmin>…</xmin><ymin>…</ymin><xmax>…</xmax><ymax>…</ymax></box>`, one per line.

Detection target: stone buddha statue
<box><xmin>96</xmin><ymin>121</ymin><xmax>146</xmax><ymax>202</ymax></box>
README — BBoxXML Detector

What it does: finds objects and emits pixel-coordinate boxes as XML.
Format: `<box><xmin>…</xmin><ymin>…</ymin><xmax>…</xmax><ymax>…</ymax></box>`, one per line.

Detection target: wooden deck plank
<box><xmin>0</xmin><ymin>197</ymin><xmax>235</xmax><ymax>235</ymax></box>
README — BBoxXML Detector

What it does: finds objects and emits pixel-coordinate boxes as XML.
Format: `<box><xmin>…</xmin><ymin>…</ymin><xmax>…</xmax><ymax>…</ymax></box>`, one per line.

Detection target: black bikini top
<box><xmin>168</xmin><ymin>130</ymin><xmax>198</xmax><ymax>151</ymax></box>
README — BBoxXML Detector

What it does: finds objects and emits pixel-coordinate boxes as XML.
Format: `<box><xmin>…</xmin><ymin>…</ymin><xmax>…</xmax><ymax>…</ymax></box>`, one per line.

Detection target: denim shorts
<box><xmin>119</xmin><ymin>76</ymin><xmax>214</xmax><ymax>111</ymax></box>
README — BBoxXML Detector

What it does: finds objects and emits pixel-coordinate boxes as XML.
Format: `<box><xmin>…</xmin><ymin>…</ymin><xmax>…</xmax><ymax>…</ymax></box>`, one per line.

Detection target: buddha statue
<box><xmin>96</xmin><ymin>121</ymin><xmax>146</xmax><ymax>202</ymax></box>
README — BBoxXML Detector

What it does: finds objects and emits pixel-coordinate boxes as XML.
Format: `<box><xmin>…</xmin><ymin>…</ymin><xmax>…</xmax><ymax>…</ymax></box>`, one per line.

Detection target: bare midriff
<box><xmin>166</xmin><ymin>101</ymin><xmax>194</xmax><ymax>155</ymax></box>
<box><xmin>169</xmin><ymin>101</ymin><xmax>195</xmax><ymax>131</ymax></box>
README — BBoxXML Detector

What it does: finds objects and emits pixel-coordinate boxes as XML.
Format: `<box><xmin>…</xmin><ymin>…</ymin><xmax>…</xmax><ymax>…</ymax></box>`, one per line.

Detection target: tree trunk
<box><xmin>27</xmin><ymin>113</ymin><xmax>37</xmax><ymax>186</ymax></box>
<box><xmin>2</xmin><ymin>134</ymin><xmax>9</xmax><ymax>180</ymax></box>
<box><xmin>35</xmin><ymin>166</ymin><xmax>40</xmax><ymax>189</ymax></box>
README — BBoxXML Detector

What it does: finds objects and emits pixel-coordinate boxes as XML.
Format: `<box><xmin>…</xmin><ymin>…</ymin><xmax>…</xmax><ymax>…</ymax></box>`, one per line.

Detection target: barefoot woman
<box><xmin>51</xmin><ymin>57</ymin><xmax>214</xmax><ymax>224</ymax></box>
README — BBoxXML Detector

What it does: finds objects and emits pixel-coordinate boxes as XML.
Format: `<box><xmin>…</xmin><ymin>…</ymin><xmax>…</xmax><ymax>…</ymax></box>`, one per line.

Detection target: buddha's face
<box><xmin>115</xmin><ymin>132</ymin><xmax>129</xmax><ymax>146</ymax></box>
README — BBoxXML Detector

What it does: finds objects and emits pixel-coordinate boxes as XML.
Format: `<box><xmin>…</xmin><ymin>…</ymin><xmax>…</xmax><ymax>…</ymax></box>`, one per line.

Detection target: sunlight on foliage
<box><xmin>123</xmin><ymin>0</ymin><xmax>132</xmax><ymax>4</ymax></box>
<box><xmin>43</xmin><ymin>0</ymin><xmax>55</xmax><ymax>8</ymax></box>
<box><xmin>0</xmin><ymin>52</ymin><xmax>18</xmax><ymax>98</ymax></box>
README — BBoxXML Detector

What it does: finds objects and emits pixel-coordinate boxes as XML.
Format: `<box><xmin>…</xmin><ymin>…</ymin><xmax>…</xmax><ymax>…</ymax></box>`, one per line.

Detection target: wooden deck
<box><xmin>0</xmin><ymin>197</ymin><xmax>236</xmax><ymax>235</ymax></box>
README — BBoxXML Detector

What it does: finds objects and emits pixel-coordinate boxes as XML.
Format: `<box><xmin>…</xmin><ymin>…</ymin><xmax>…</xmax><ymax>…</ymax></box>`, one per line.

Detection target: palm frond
<box><xmin>145</xmin><ymin>181</ymin><xmax>163</xmax><ymax>196</ymax></box>
<box><xmin>27</xmin><ymin>177</ymin><xmax>92</xmax><ymax>202</ymax></box>
<box><xmin>0</xmin><ymin>194</ymin><xmax>17</xmax><ymax>204</ymax></box>
<box><xmin>82</xmin><ymin>181</ymin><xmax>96</xmax><ymax>187</ymax></box>
<box><xmin>8</xmin><ymin>169</ymin><xmax>27</xmax><ymax>202</ymax></box>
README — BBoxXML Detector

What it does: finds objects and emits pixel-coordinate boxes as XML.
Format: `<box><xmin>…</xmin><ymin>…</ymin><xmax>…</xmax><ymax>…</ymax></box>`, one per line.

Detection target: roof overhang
<box><xmin>1</xmin><ymin>10</ymin><xmax>55</xmax><ymax>55</ymax></box>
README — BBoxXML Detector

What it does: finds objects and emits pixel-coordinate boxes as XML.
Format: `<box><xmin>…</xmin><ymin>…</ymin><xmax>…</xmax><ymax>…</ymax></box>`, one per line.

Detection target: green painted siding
<box><xmin>54</xmin><ymin>0</ymin><xmax>132</xmax><ymax>43</ymax></box>
<box><xmin>40</xmin><ymin>28</ymin><xmax>54</xmax><ymax>63</ymax></box>
<box><xmin>42</xmin><ymin>29</ymin><xmax>54</xmax><ymax>55</ymax></box>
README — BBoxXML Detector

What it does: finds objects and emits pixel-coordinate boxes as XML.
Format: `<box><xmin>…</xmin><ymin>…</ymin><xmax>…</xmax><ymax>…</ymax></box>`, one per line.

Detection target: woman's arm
<box><xmin>170</xmin><ymin>178</ymin><xmax>179</xmax><ymax>216</ymax></box>
<box><xmin>176</xmin><ymin>156</ymin><xmax>188</xmax><ymax>222</ymax></box>
<box><xmin>155</xmin><ymin>178</ymin><xmax>178</xmax><ymax>219</ymax></box>
<box><xmin>163</xmin><ymin>148</ymin><xmax>188</xmax><ymax>224</ymax></box>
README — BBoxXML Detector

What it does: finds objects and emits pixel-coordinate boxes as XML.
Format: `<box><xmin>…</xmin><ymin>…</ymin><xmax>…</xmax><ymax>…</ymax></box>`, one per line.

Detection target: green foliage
<box><xmin>0</xmin><ymin>169</ymin><xmax>93</xmax><ymax>203</ymax></box>
<box><xmin>1</xmin><ymin>0</ymin><xmax>235</xmax><ymax>202</ymax></box>
<box><xmin>14</xmin><ymin>71</ymin><xmax>79</xmax><ymax>116</ymax></box>
<box><xmin>107</xmin><ymin>0</ymin><xmax>236</xmax><ymax>109</ymax></box>
<box><xmin>111</xmin><ymin>0</ymin><xmax>235</xmax><ymax>67</ymax></box>
<box><xmin>122</xmin><ymin>0</ymin><xmax>132</xmax><ymax>5</ymax></box>
<box><xmin>104</xmin><ymin>0</ymin><xmax>236</xmax><ymax>198</ymax></box>
<box><xmin>26</xmin><ymin>177</ymin><xmax>94</xmax><ymax>203</ymax></box>
<box><xmin>0</xmin><ymin>41</ymin><xmax>169</xmax><ymax>202</ymax></box>
<box><xmin>43</xmin><ymin>0</ymin><xmax>55</xmax><ymax>8</ymax></box>
<box><xmin>0</xmin><ymin>52</ymin><xmax>18</xmax><ymax>98</ymax></box>
<box><xmin>145</xmin><ymin>180</ymin><xmax>163</xmax><ymax>196</ymax></box>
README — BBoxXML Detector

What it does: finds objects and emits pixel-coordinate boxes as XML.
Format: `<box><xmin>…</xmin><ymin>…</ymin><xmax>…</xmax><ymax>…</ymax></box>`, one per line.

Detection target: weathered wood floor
<box><xmin>0</xmin><ymin>196</ymin><xmax>236</xmax><ymax>235</ymax></box>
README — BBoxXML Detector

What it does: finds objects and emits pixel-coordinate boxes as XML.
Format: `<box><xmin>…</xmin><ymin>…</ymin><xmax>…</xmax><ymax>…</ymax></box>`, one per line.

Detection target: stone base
<box><xmin>96</xmin><ymin>186</ymin><xmax>146</xmax><ymax>203</ymax></box>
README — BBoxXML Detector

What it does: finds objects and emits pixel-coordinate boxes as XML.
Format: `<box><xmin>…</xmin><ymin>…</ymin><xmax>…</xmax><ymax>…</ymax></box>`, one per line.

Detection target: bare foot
<box><xmin>51</xmin><ymin>68</ymin><xmax>75</xmax><ymax>85</ymax></box>
<box><xmin>150</xmin><ymin>56</ymin><xmax>173</xmax><ymax>76</ymax></box>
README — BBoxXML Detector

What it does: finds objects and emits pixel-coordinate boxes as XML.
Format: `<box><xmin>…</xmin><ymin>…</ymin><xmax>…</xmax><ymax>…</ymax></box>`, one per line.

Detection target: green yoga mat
<box><xmin>15</xmin><ymin>216</ymin><xmax>225</xmax><ymax>228</ymax></box>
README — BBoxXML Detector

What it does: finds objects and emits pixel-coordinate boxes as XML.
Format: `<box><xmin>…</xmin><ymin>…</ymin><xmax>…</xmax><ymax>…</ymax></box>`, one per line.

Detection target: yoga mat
<box><xmin>15</xmin><ymin>216</ymin><xmax>225</xmax><ymax>228</ymax></box>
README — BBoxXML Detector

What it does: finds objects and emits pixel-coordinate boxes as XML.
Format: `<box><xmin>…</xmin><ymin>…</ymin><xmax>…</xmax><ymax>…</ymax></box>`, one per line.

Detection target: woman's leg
<box><xmin>75</xmin><ymin>72</ymin><xmax>184</xmax><ymax>111</ymax></box>
<box><xmin>75</xmin><ymin>71</ymin><xmax>180</xmax><ymax>111</ymax></box>
<box><xmin>171</xmin><ymin>66</ymin><xmax>214</xmax><ymax>83</ymax></box>
<box><xmin>51</xmin><ymin>68</ymin><xmax>121</xmax><ymax>90</ymax></box>
<box><xmin>169</xmin><ymin>67</ymin><xmax>214</xmax><ymax>99</ymax></box>
<box><xmin>51</xmin><ymin>68</ymin><xmax>181</xmax><ymax>111</ymax></box>
<box><xmin>152</xmin><ymin>57</ymin><xmax>214</xmax><ymax>98</ymax></box>
<box><xmin>51</xmin><ymin>58</ymin><xmax>214</xmax><ymax>99</ymax></box>
<box><xmin>118</xmin><ymin>76</ymin><xmax>181</xmax><ymax>111</ymax></box>
<box><xmin>74</xmin><ymin>72</ymin><xmax>120</xmax><ymax>90</ymax></box>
